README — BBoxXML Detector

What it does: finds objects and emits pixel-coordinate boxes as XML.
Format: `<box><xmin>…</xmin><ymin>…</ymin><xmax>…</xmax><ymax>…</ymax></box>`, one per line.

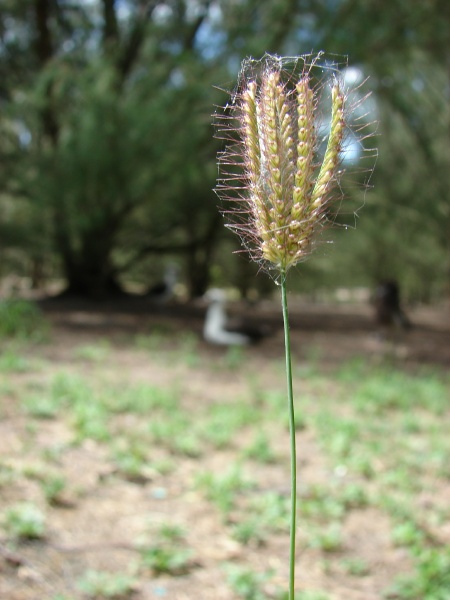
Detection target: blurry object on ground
<box><xmin>145</xmin><ymin>265</ymin><xmax>179</xmax><ymax>304</ymax></box>
<box><xmin>374</xmin><ymin>280</ymin><xmax>411</xmax><ymax>331</ymax></box>
<box><xmin>203</xmin><ymin>289</ymin><xmax>270</xmax><ymax>346</ymax></box>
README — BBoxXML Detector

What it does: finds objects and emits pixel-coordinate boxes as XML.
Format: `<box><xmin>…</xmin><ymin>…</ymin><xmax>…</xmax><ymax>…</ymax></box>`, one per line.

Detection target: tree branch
<box><xmin>182</xmin><ymin>1</ymin><xmax>212</xmax><ymax>51</ymax></box>
<box><xmin>102</xmin><ymin>0</ymin><xmax>119</xmax><ymax>45</ymax></box>
<box><xmin>113</xmin><ymin>240</ymin><xmax>199</xmax><ymax>275</ymax></box>
<box><xmin>117</xmin><ymin>0</ymin><xmax>158</xmax><ymax>79</ymax></box>
<box><xmin>34</xmin><ymin>0</ymin><xmax>58</xmax><ymax>143</ymax></box>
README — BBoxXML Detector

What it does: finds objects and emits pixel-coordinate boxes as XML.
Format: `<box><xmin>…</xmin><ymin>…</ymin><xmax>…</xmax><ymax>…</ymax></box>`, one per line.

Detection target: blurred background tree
<box><xmin>0</xmin><ymin>0</ymin><xmax>448</xmax><ymax>301</ymax></box>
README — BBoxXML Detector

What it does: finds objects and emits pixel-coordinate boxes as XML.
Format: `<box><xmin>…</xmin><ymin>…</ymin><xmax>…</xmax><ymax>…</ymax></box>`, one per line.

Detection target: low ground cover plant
<box><xmin>0</xmin><ymin>327</ymin><xmax>448</xmax><ymax>599</ymax></box>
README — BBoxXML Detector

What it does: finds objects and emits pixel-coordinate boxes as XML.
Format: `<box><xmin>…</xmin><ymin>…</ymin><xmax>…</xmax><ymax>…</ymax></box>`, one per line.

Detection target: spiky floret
<box><xmin>217</xmin><ymin>56</ymin><xmax>348</xmax><ymax>273</ymax></box>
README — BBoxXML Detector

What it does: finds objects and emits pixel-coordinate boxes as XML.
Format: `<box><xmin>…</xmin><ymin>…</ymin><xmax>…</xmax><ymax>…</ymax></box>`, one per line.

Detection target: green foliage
<box><xmin>0</xmin><ymin>349</ymin><xmax>30</xmax><ymax>372</ymax></box>
<box><xmin>340</xmin><ymin>558</ymin><xmax>370</xmax><ymax>577</ymax></box>
<box><xmin>0</xmin><ymin>462</ymin><xmax>17</xmax><ymax>488</ymax></box>
<box><xmin>51</xmin><ymin>372</ymin><xmax>91</xmax><ymax>406</ymax></box>
<box><xmin>139</xmin><ymin>523</ymin><xmax>192</xmax><ymax>576</ymax></box>
<box><xmin>139</xmin><ymin>546</ymin><xmax>192</xmax><ymax>576</ymax></box>
<box><xmin>77</xmin><ymin>570</ymin><xmax>137</xmax><ymax>599</ymax></box>
<box><xmin>201</xmin><ymin>400</ymin><xmax>261</xmax><ymax>449</ymax></box>
<box><xmin>392</xmin><ymin>520</ymin><xmax>426</xmax><ymax>549</ymax></box>
<box><xmin>73</xmin><ymin>341</ymin><xmax>110</xmax><ymax>362</ymax></box>
<box><xmin>111</xmin><ymin>440</ymin><xmax>150</xmax><ymax>483</ymax></box>
<box><xmin>242</xmin><ymin>432</ymin><xmax>277</xmax><ymax>463</ymax></box>
<box><xmin>0</xmin><ymin>300</ymin><xmax>48</xmax><ymax>340</ymax></box>
<box><xmin>41</xmin><ymin>475</ymin><xmax>67</xmax><ymax>505</ymax></box>
<box><xmin>307</xmin><ymin>522</ymin><xmax>343</xmax><ymax>553</ymax></box>
<box><xmin>351</xmin><ymin>369</ymin><xmax>448</xmax><ymax>415</ymax></box>
<box><xmin>2</xmin><ymin>502</ymin><xmax>46</xmax><ymax>540</ymax></box>
<box><xmin>196</xmin><ymin>467</ymin><xmax>253</xmax><ymax>515</ymax></box>
<box><xmin>148</xmin><ymin>411</ymin><xmax>202</xmax><ymax>457</ymax></box>
<box><xmin>250</xmin><ymin>492</ymin><xmax>290</xmax><ymax>531</ymax></box>
<box><xmin>1</xmin><ymin>0</ymin><xmax>449</xmax><ymax>297</ymax></box>
<box><xmin>106</xmin><ymin>382</ymin><xmax>180</xmax><ymax>414</ymax></box>
<box><xmin>22</xmin><ymin>392</ymin><xmax>60</xmax><ymax>419</ymax></box>
<box><xmin>225</xmin><ymin>565</ymin><xmax>271</xmax><ymax>600</ymax></box>
<box><xmin>224</xmin><ymin>346</ymin><xmax>247</xmax><ymax>370</ymax></box>
<box><xmin>386</xmin><ymin>548</ymin><xmax>450</xmax><ymax>600</ymax></box>
<box><xmin>231</xmin><ymin>516</ymin><xmax>267</xmax><ymax>546</ymax></box>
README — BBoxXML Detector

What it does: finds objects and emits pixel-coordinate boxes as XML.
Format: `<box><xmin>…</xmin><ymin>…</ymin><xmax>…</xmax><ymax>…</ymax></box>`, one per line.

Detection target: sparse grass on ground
<box><xmin>0</xmin><ymin>299</ymin><xmax>449</xmax><ymax>599</ymax></box>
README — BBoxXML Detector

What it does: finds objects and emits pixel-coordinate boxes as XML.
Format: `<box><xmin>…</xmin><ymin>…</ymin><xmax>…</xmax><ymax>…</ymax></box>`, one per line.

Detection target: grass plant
<box><xmin>215</xmin><ymin>53</ymin><xmax>359</xmax><ymax>598</ymax></box>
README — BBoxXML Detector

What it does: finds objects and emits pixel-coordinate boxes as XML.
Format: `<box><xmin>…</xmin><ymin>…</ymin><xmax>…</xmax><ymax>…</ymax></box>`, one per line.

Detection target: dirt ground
<box><xmin>36</xmin><ymin>293</ymin><xmax>450</xmax><ymax>369</ymax></box>
<box><xmin>0</xmin><ymin>294</ymin><xmax>449</xmax><ymax>600</ymax></box>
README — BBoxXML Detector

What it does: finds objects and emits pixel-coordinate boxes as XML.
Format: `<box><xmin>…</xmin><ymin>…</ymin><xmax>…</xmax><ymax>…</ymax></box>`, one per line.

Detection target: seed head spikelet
<box><xmin>216</xmin><ymin>54</ymin><xmax>352</xmax><ymax>274</ymax></box>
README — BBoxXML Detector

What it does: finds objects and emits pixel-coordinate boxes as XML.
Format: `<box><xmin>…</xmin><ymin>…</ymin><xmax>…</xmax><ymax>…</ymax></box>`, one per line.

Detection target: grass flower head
<box><xmin>217</xmin><ymin>53</ymin><xmax>354</xmax><ymax>273</ymax></box>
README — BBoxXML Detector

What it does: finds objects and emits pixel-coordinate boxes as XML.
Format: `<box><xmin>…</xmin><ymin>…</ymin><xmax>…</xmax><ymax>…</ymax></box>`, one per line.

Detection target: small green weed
<box><xmin>134</xmin><ymin>329</ymin><xmax>172</xmax><ymax>352</ymax></box>
<box><xmin>0</xmin><ymin>462</ymin><xmax>16</xmax><ymax>487</ymax></box>
<box><xmin>224</xmin><ymin>345</ymin><xmax>246</xmax><ymax>370</ymax></box>
<box><xmin>158</xmin><ymin>523</ymin><xmax>185</xmax><ymax>541</ymax></box>
<box><xmin>231</xmin><ymin>516</ymin><xmax>267</xmax><ymax>546</ymax></box>
<box><xmin>149</xmin><ymin>413</ymin><xmax>202</xmax><ymax>456</ymax></box>
<box><xmin>176</xmin><ymin>331</ymin><xmax>200</xmax><ymax>366</ymax></box>
<box><xmin>196</xmin><ymin>467</ymin><xmax>253</xmax><ymax>515</ymax></box>
<box><xmin>2</xmin><ymin>502</ymin><xmax>46</xmax><ymax>540</ymax></box>
<box><xmin>225</xmin><ymin>564</ymin><xmax>271</xmax><ymax>600</ymax></box>
<box><xmin>299</xmin><ymin>485</ymin><xmax>346</xmax><ymax>521</ymax></box>
<box><xmin>108</xmin><ymin>383</ymin><xmax>179</xmax><ymax>414</ymax></box>
<box><xmin>77</xmin><ymin>569</ymin><xmax>137</xmax><ymax>598</ymax></box>
<box><xmin>51</xmin><ymin>372</ymin><xmax>91</xmax><ymax>406</ymax></box>
<box><xmin>249</xmin><ymin>492</ymin><xmax>290</xmax><ymax>532</ymax></box>
<box><xmin>22</xmin><ymin>393</ymin><xmax>60</xmax><ymax>419</ymax></box>
<box><xmin>41</xmin><ymin>475</ymin><xmax>67</xmax><ymax>505</ymax></box>
<box><xmin>392</xmin><ymin>520</ymin><xmax>426</xmax><ymax>549</ymax></box>
<box><xmin>139</xmin><ymin>523</ymin><xmax>192</xmax><ymax>576</ymax></box>
<box><xmin>337</xmin><ymin>483</ymin><xmax>370</xmax><ymax>509</ymax></box>
<box><xmin>385</xmin><ymin>547</ymin><xmax>450</xmax><ymax>600</ymax></box>
<box><xmin>111</xmin><ymin>440</ymin><xmax>150</xmax><ymax>482</ymax></box>
<box><xmin>315</xmin><ymin>413</ymin><xmax>360</xmax><ymax>460</ymax></box>
<box><xmin>308</xmin><ymin>522</ymin><xmax>343</xmax><ymax>553</ymax></box>
<box><xmin>0</xmin><ymin>299</ymin><xmax>49</xmax><ymax>340</ymax></box>
<box><xmin>0</xmin><ymin>349</ymin><xmax>30</xmax><ymax>372</ymax></box>
<box><xmin>73</xmin><ymin>341</ymin><xmax>110</xmax><ymax>362</ymax></box>
<box><xmin>351</xmin><ymin>368</ymin><xmax>448</xmax><ymax>416</ymax></box>
<box><xmin>201</xmin><ymin>401</ymin><xmax>261</xmax><ymax>449</ymax></box>
<box><xmin>243</xmin><ymin>432</ymin><xmax>276</xmax><ymax>463</ymax></box>
<box><xmin>340</xmin><ymin>557</ymin><xmax>370</xmax><ymax>576</ymax></box>
<box><xmin>139</xmin><ymin>545</ymin><xmax>192</xmax><ymax>575</ymax></box>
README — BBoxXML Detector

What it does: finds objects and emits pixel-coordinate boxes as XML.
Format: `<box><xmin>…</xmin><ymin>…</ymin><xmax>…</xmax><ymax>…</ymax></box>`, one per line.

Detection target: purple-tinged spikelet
<box><xmin>216</xmin><ymin>55</ymin><xmax>349</xmax><ymax>273</ymax></box>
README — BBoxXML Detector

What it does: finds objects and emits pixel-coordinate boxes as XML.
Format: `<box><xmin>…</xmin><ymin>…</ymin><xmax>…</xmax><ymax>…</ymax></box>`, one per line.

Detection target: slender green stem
<box><xmin>280</xmin><ymin>268</ymin><xmax>297</xmax><ymax>600</ymax></box>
